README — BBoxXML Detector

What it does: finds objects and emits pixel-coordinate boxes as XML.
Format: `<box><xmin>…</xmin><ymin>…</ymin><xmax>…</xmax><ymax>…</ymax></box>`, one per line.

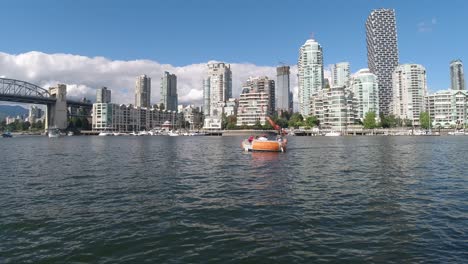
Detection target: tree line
<box><xmin>222</xmin><ymin>111</ymin><xmax>432</xmax><ymax>130</ymax></box>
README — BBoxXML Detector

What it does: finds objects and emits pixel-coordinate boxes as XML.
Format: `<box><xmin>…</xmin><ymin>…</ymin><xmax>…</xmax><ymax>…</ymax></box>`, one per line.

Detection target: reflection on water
<box><xmin>1</xmin><ymin>136</ymin><xmax>467</xmax><ymax>263</ymax></box>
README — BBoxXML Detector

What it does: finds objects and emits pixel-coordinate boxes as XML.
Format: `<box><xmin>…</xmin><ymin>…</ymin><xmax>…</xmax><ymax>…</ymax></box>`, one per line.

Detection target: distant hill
<box><xmin>0</xmin><ymin>105</ymin><xmax>29</xmax><ymax>121</ymax></box>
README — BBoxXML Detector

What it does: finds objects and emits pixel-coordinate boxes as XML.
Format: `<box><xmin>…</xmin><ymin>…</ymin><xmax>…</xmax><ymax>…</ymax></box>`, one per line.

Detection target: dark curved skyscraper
<box><xmin>450</xmin><ymin>59</ymin><xmax>465</xmax><ymax>91</ymax></box>
<box><xmin>366</xmin><ymin>8</ymin><xmax>399</xmax><ymax>116</ymax></box>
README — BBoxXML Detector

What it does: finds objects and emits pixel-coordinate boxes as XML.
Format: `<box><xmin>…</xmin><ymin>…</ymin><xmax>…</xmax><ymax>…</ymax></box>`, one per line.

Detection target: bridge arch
<box><xmin>0</xmin><ymin>77</ymin><xmax>51</xmax><ymax>98</ymax></box>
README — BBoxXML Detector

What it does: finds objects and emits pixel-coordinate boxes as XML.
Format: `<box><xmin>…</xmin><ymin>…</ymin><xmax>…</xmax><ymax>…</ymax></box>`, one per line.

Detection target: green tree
<box><xmin>420</xmin><ymin>111</ymin><xmax>431</xmax><ymax>130</ymax></box>
<box><xmin>225</xmin><ymin>115</ymin><xmax>237</xmax><ymax>130</ymax></box>
<box><xmin>263</xmin><ymin>121</ymin><xmax>273</xmax><ymax>130</ymax></box>
<box><xmin>276</xmin><ymin>118</ymin><xmax>288</xmax><ymax>128</ymax></box>
<box><xmin>288</xmin><ymin>113</ymin><xmax>304</xmax><ymax>128</ymax></box>
<box><xmin>35</xmin><ymin>120</ymin><xmax>44</xmax><ymax>130</ymax></box>
<box><xmin>253</xmin><ymin>120</ymin><xmax>263</xmax><ymax>129</ymax></box>
<box><xmin>404</xmin><ymin>119</ymin><xmax>413</xmax><ymax>127</ymax></box>
<box><xmin>363</xmin><ymin>111</ymin><xmax>377</xmax><ymax>129</ymax></box>
<box><xmin>305</xmin><ymin>116</ymin><xmax>319</xmax><ymax>127</ymax></box>
<box><xmin>159</xmin><ymin>103</ymin><xmax>165</xmax><ymax>111</ymax></box>
<box><xmin>379</xmin><ymin>114</ymin><xmax>397</xmax><ymax>128</ymax></box>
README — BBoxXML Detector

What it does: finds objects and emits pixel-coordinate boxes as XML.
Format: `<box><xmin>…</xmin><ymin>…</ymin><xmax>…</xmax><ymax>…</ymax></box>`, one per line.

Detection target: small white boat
<box><xmin>168</xmin><ymin>131</ymin><xmax>179</xmax><ymax>136</ymax></box>
<box><xmin>448</xmin><ymin>131</ymin><xmax>466</xmax><ymax>136</ymax></box>
<box><xmin>138</xmin><ymin>131</ymin><xmax>149</xmax><ymax>136</ymax></box>
<box><xmin>48</xmin><ymin>128</ymin><xmax>61</xmax><ymax>138</ymax></box>
<box><xmin>324</xmin><ymin>131</ymin><xmax>341</xmax><ymax>137</ymax></box>
<box><xmin>113</xmin><ymin>132</ymin><xmax>124</xmax><ymax>136</ymax></box>
<box><xmin>98</xmin><ymin>131</ymin><xmax>113</xmax><ymax>136</ymax></box>
<box><xmin>67</xmin><ymin>131</ymin><xmax>74</xmax><ymax>136</ymax></box>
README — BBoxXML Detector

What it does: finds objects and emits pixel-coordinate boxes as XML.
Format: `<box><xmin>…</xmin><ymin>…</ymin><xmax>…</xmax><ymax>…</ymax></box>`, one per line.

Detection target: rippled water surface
<box><xmin>1</xmin><ymin>136</ymin><xmax>467</xmax><ymax>263</ymax></box>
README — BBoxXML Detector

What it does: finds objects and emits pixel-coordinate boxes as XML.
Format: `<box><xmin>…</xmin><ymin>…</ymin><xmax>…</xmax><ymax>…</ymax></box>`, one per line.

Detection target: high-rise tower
<box><xmin>366</xmin><ymin>8</ymin><xmax>399</xmax><ymax>115</ymax></box>
<box><xmin>203</xmin><ymin>62</ymin><xmax>232</xmax><ymax>129</ymax></box>
<box><xmin>331</xmin><ymin>62</ymin><xmax>351</xmax><ymax>87</ymax></box>
<box><xmin>450</xmin><ymin>59</ymin><xmax>466</xmax><ymax>91</ymax></box>
<box><xmin>96</xmin><ymin>86</ymin><xmax>111</xmax><ymax>103</ymax></box>
<box><xmin>135</xmin><ymin>75</ymin><xmax>151</xmax><ymax>108</ymax></box>
<box><xmin>160</xmin><ymin>72</ymin><xmax>178</xmax><ymax>111</ymax></box>
<box><xmin>298</xmin><ymin>38</ymin><xmax>324</xmax><ymax>116</ymax></box>
<box><xmin>392</xmin><ymin>64</ymin><xmax>427</xmax><ymax>126</ymax></box>
<box><xmin>276</xmin><ymin>66</ymin><xmax>292</xmax><ymax>113</ymax></box>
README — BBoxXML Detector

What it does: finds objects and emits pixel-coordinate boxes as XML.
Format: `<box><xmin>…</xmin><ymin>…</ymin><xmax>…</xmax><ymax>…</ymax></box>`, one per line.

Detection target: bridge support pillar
<box><xmin>45</xmin><ymin>84</ymin><xmax>68</xmax><ymax>130</ymax></box>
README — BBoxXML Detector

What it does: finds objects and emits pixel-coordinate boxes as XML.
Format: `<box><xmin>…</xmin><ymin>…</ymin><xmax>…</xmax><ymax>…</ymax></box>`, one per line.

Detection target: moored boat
<box><xmin>98</xmin><ymin>131</ymin><xmax>113</xmax><ymax>136</ymax></box>
<box><xmin>2</xmin><ymin>132</ymin><xmax>12</xmax><ymax>138</ymax></box>
<box><xmin>48</xmin><ymin>128</ymin><xmax>61</xmax><ymax>138</ymax></box>
<box><xmin>242</xmin><ymin>136</ymin><xmax>287</xmax><ymax>152</ymax></box>
<box><xmin>324</xmin><ymin>131</ymin><xmax>341</xmax><ymax>137</ymax></box>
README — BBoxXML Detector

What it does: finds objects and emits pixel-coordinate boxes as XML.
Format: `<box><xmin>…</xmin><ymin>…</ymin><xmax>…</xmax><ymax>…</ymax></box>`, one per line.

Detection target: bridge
<box><xmin>0</xmin><ymin>78</ymin><xmax>92</xmax><ymax>130</ymax></box>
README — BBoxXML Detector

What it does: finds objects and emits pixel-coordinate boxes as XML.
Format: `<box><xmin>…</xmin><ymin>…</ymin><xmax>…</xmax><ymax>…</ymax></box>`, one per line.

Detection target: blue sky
<box><xmin>1</xmin><ymin>0</ymin><xmax>467</xmax><ymax>91</ymax></box>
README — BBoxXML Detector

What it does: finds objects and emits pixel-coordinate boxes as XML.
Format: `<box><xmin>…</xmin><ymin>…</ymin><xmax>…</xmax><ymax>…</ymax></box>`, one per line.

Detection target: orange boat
<box><xmin>241</xmin><ymin>117</ymin><xmax>288</xmax><ymax>152</ymax></box>
<box><xmin>242</xmin><ymin>138</ymin><xmax>287</xmax><ymax>152</ymax></box>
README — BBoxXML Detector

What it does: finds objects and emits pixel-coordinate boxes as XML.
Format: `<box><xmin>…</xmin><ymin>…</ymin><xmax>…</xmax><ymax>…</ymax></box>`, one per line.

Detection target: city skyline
<box><xmin>0</xmin><ymin>1</ymin><xmax>467</xmax><ymax>107</ymax></box>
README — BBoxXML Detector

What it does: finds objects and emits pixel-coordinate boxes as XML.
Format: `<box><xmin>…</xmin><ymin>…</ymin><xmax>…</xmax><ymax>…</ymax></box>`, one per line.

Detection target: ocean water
<box><xmin>1</xmin><ymin>136</ymin><xmax>467</xmax><ymax>263</ymax></box>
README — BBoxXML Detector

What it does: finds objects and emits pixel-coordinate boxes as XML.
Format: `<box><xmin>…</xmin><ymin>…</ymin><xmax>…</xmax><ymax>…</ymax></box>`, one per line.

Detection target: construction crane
<box><xmin>266</xmin><ymin>116</ymin><xmax>286</xmax><ymax>135</ymax></box>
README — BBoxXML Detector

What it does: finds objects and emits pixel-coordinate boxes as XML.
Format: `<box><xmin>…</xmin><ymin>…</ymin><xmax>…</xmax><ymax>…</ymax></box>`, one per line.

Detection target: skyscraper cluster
<box><xmin>297</xmin><ymin>8</ymin><xmax>468</xmax><ymax>129</ymax></box>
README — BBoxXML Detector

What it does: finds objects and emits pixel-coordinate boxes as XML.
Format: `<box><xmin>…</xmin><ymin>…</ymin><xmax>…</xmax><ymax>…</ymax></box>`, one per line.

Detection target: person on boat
<box><xmin>258</xmin><ymin>134</ymin><xmax>268</xmax><ymax>141</ymax></box>
<box><xmin>248</xmin><ymin>135</ymin><xmax>254</xmax><ymax>143</ymax></box>
<box><xmin>277</xmin><ymin>135</ymin><xmax>282</xmax><ymax>142</ymax></box>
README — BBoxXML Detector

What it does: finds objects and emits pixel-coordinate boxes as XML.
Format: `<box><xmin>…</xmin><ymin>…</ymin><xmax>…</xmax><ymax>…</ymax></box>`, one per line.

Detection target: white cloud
<box><xmin>0</xmin><ymin>51</ymin><xmax>300</xmax><ymax>108</ymax></box>
<box><xmin>417</xmin><ymin>17</ymin><xmax>437</xmax><ymax>33</ymax></box>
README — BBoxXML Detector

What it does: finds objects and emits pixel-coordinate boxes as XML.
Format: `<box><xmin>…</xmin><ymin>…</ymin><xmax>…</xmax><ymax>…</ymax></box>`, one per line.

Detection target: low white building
<box><xmin>92</xmin><ymin>103</ymin><xmax>180</xmax><ymax>132</ymax></box>
<box><xmin>236</xmin><ymin>88</ymin><xmax>270</xmax><ymax>126</ymax></box>
<box><xmin>427</xmin><ymin>89</ymin><xmax>468</xmax><ymax>128</ymax></box>
<box><xmin>178</xmin><ymin>104</ymin><xmax>203</xmax><ymax>129</ymax></box>
<box><xmin>310</xmin><ymin>86</ymin><xmax>358</xmax><ymax>130</ymax></box>
<box><xmin>224</xmin><ymin>98</ymin><xmax>238</xmax><ymax>117</ymax></box>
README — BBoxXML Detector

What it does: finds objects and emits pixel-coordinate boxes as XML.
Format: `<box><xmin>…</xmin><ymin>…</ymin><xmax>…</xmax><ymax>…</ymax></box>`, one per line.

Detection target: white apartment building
<box><xmin>178</xmin><ymin>104</ymin><xmax>203</xmax><ymax>129</ymax></box>
<box><xmin>92</xmin><ymin>103</ymin><xmax>180</xmax><ymax>132</ymax></box>
<box><xmin>135</xmin><ymin>75</ymin><xmax>151</xmax><ymax>108</ymax></box>
<box><xmin>224</xmin><ymin>98</ymin><xmax>238</xmax><ymax>117</ymax></box>
<box><xmin>427</xmin><ymin>90</ymin><xmax>468</xmax><ymax>128</ymax></box>
<box><xmin>237</xmin><ymin>77</ymin><xmax>274</xmax><ymax>126</ymax></box>
<box><xmin>331</xmin><ymin>62</ymin><xmax>351</xmax><ymax>87</ymax></box>
<box><xmin>392</xmin><ymin>64</ymin><xmax>427</xmax><ymax>126</ymax></box>
<box><xmin>203</xmin><ymin>62</ymin><xmax>232</xmax><ymax>129</ymax></box>
<box><xmin>310</xmin><ymin>86</ymin><xmax>357</xmax><ymax>130</ymax></box>
<box><xmin>298</xmin><ymin>38</ymin><xmax>324</xmax><ymax>116</ymax></box>
<box><xmin>351</xmin><ymin>68</ymin><xmax>379</xmax><ymax>121</ymax></box>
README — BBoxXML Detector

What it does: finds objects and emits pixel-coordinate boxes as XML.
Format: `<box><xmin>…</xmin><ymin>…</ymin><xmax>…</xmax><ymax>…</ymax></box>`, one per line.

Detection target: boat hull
<box><xmin>242</xmin><ymin>139</ymin><xmax>287</xmax><ymax>152</ymax></box>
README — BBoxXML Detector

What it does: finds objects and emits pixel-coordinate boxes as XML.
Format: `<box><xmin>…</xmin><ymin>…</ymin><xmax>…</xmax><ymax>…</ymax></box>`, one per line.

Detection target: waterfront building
<box><xmin>160</xmin><ymin>72</ymin><xmax>178</xmax><ymax>111</ymax></box>
<box><xmin>237</xmin><ymin>88</ymin><xmax>270</xmax><ymax>127</ymax></box>
<box><xmin>244</xmin><ymin>76</ymin><xmax>275</xmax><ymax>115</ymax></box>
<box><xmin>350</xmin><ymin>69</ymin><xmax>379</xmax><ymax>121</ymax></box>
<box><xmin>5</xmin><ymin>116</ymin><xmax>17</xmax><ymax>125</ymax></box>
<box><xmin>366</xmin><ymin>8</ymin><xmax>399</xmax><ymax>115</ymax></box>
<box><xmin>392</xmin><ymin>64</ymin><xmax>427</xmax><ymax>126</ymax></box>
<box><xmin>203</xmin><ymin>62</ymin><xmax>232</xmax><ymax>129</ymax></box>
<box><xmin>276</xmin><ymin>65</ymin><xmax>293</xmax><ymax>113</ymax></box>
<box><xmin>28</xmin><ymin>105</ymin><xmax>44</xmax><ymax>124</ymax></box>
<box><xmin>178</xmin><ymin>105</ymin><xmax>203</xmax><ymax>129</ymax></box>
<box><xmin>310</xmin><ymin>86</ymin><xmax>357</xmax><ymax>130</ymax></box>
<box><xmin>331</xmin><ymin>62</ymin><xmax>351</xmax><ymax>87</ymax></box>
<box><xmin>96</xmin><ymin>87</ymin><xmax>111</xmax><ymax>103</ymax></box>
<box><xmin>92</xmin><ymin>103</ymin><xmax>180</xmax><ymax>132</ymax></box>
<box><xmin>135</xmin><ymin>75</ymin><xmax>151</xmax><ymax>108</ymax></box>
<box><xmin>298</xmin><ymin>38</ymin><xmax>324</xmax><ymax>116</ymax></box>
<box><xmin>450</xmin><ymin>59</ymin><xmax>466</xmax><ymax>91</ymax></box>
<box><xmin>224</xmin><ymin>98</ymin><xmax>238</xmax><ymax>117</ymax></box>
<box><xmin>427</xmin><ymin>89</ymin><xmax>468</xmax><ymax>128</ymax></box>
